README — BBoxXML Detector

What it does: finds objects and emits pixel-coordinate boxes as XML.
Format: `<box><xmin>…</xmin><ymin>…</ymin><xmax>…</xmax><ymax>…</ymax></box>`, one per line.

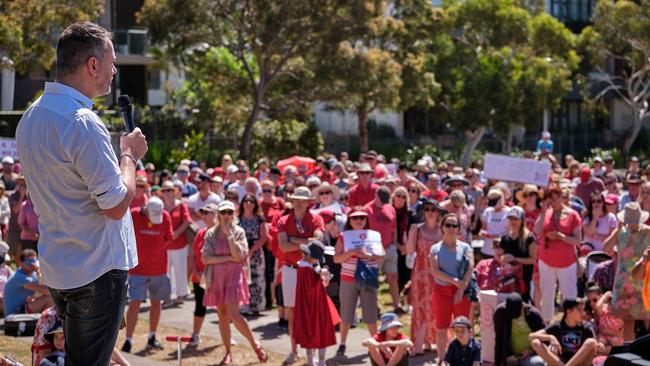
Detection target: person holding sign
<box><xmin>334</xmin><ymin>207</ymin><xmax>385</xmax><ymax>357</ymax></box>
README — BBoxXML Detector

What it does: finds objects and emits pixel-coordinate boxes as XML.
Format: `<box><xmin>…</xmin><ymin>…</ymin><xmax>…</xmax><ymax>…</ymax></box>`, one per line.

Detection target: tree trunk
<box><xmin>239</xmin><ymin>89</ymin><xmax>264</xmax><ymax>160</ymax></box>
<box><xmin>358</xmin><ymin>108</ymin><xmax>369</xmax><ymax>153</ymax></box>
<box><xmin>460</xmin><ymin>126</ymin><xmax>486</xmax><ymax>168</ymax></box>
<box><xmin>622</xmin><ymin>110</ymin><xmax>644</xmax><ymax>154</ymax></box>
<box><xmin>504</xmin><ymin>127</ymin><xmax>514</xmax><ymax>154</ymax></box>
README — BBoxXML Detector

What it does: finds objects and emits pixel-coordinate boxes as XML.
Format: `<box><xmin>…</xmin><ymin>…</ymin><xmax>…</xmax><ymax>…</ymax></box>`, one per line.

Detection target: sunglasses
<box><xmin>219</xmin><ymin>210</ymin><xmax>234</xmax><ymax>215</ymax></box>
<box><xmin>350</xmin><ymin>216</ymin><xmax>367</xmax><ymax>221</ymax></box>
<box><xmin>243</xmin><ymin>200</ymin><xmax>256</xmax><ymax>204</ymax></box>
<box><xmin>423</xmin><ymin>207</ymin><xmax>437</xmax><ymax>212</ymax></box>
<box><xmin>409</xmin><ymin>189</ymin><xmax>419</xmax><ymax>193</ymax></box>
<box><xmin>444</xmin><ymin>223</ymin><xmax>459</xmax><ymax>228</ymax></box>
<box><xmin>262</xmin><ymin>189</ymin><xmax>273</xmax><ymax>193</ymax></box>
<box><xmin>591</xmin><ymin>199</ymin><xmax>603</xmax><ymax>204</ymax></box>
<box><xmin>604</xmin><ymin>180</ymin><xmax>615</xmax><ymax>185</ymax></box>
<box><xmin>162</xmin><ymin>189</ymin><xmax>174</xmax><ymax>193</ymax></box>
<box><xmin>320</xmin><ymin>191</ymin><xmax>332</xmax><ymax>196</ymax></box>
<box><xmin>199</xmin><ymin>210</ymin><xmax>214</xmax><ymax>215</ymax></box>
<box><xmin>395</xmin><ymin>195</ymin><xmax>407</xmax><ymax>199</ymax></box>
<box><xmin>524</xmin><ymin>192</ymin><xmax>537</xmax><ymax>198</ymax></box>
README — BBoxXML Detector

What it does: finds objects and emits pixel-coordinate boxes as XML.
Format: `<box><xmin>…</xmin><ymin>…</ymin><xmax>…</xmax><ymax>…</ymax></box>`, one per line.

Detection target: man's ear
<box><xmin>86</xmin><ymin>57</ymin><xmax>98</xmax><ymax>77</ymax></box>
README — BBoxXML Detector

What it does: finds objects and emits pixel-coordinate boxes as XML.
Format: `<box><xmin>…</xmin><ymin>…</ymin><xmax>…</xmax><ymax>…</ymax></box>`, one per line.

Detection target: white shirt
<box><xmin>583</xmin><ymin>213</ymin><xmax>618</xmax><ymax>251</ymax></box>
<box><xmin>16</xmin><ymin>82</ymin><xmax>137</xmax><ymax>289</ymax></box>
<box><xmin>187</xmin><ymin>192</ymin><xmax>221</xmax><ymax>229</ymax></box>
<box><xmin>481</xmin><ymin>207</ymin><xmax>509</xmax><ymax>256</ymax></box>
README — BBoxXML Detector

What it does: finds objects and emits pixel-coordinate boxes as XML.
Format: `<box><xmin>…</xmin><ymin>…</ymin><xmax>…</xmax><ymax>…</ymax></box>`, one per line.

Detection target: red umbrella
<box><xmin>276</xmin><ymin>155</ymin><xmax>317</xmax><ymax>176</ymax></box>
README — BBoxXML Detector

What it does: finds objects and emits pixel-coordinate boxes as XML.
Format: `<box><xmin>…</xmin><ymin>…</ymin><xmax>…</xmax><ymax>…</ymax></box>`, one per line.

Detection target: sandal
<box><xmin>219</xmin><ymin>352</ymin><xmax>232</xmax><ymax>365</ymax></box>
<box><xmin>254</xmin><ymin>344</ymin><xmax>268</xmax><ymax>363</ymax></box>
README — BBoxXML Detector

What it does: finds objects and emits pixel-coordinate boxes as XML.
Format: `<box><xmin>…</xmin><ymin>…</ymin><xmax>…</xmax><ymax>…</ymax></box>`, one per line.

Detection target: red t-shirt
<box><xmin>191</xmin><ymin>228</ymin><xmax>207</xmax><ymax>283</ymax></box>
<box><xmin>365</xmin><ymin>202</ymin><xmax>397</xmax><ymax>248</ymax></box>
<box><xmin>318</xmin><ymin>170</ymin><xmax>336</xmax><ymax>184</ymax></box>
<box><xmin>130</xmin><ymin>207</ymin><xmax>173</xmax><ymax>276</ymax></box>
<box><xmin>277</xmin><ymin>211</ymin><xmax>325</xmax><ymax>266</ymax></box>
<box><xmin>348</xmin><ymin>183</ymin><xmax>379</xmax><ymax>207</ymax></box>
<box><xmin>260</xmin><ymin>198</ymin><xmax>286</xmax><ymax>223</ymax></box>
<box><xmin>130</xmin><ymin>194</ymin><xmax>148</xmax><ymax>209</ymax></box>
<box><xmin>423</xmin><ymin>188</ymin><xmax>448</xmax><ymax>202</ymax></box>
<box><xmin>524</xmin><ymin>207</ymin><xmax>541</xmax><ymax>232</ymax></box>
<box><xmin>539</xmin><ymin>209</ymin><xmax>581</xmax><ymax>268</ymax></box>
<box><xmin>167</xmin><ymin>202</ymin><xmax>192</xmax><ymax>250</ymax></box>
<box><xmin>373</xmin><ymin>332</ymin><xmax>408</xmax><ymax>362</ymax></box>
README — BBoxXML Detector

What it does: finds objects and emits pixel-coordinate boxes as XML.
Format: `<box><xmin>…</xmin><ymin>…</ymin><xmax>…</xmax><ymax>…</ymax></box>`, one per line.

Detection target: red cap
<box><xmin>136</xmin><ymin>169</ymin><xmax>147</xmax><ymax>177</ymax></box>
<box><xmin>605</xmin><ymin>193</ymin><xmax>618</xmax><ymax>205</ymax></box>
<box><xmin>318</xmin><ymin>210</ymin><xmax>335</xmax><ymax>224</ymax></box>
<box><xmin>348</xmin><ymin>207</ymin><xmax>369</xmax><ymax>217</ymax></box>
<box><xmin>579</xmin><ymin>167</ymin><xmax>591</xmax><ymax>182</ymax></box>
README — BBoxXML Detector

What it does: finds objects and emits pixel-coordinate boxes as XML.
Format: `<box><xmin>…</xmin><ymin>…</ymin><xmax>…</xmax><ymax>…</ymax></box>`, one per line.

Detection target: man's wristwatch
<box><xmin>120</xmin><ymin>153</ymin><xmax>137</xmax><ymax>165</ymax></box>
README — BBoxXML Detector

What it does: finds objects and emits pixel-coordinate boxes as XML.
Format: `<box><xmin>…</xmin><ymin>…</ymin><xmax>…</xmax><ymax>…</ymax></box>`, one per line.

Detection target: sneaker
<box><xmin>230</xmin><ymin>338</ymin><xmax>238</xmax><ymax>346</ymax></box>
<box><xmin>189</xmin><ymin>334</ymin><xmax>200</xmax><ymax>347</ymax></box>
<box><xmin>147</xmin><ymin>335</ymin><xmax>164</xmax><ymax>350</ymax></box>
<box><xmin>121</xmin><ymin>339</ymin><xmax>132</xmax><ymax>353</ymax></box>
<box><xmin>336</xmin><ymin>344</ymin><xmax>346</xmax><ymax>356</ymax></box>
<box><xmin>282</xmin><ymin>352</ymin><xmax>299</xmax><ymax>365</ymax></box>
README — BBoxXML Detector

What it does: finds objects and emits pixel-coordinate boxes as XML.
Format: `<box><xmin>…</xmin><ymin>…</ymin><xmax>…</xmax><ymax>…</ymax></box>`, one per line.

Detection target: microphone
<box><xmin>117</xmin><ymin>95</ymin><xmax>136</xmax><ymax>133</ymax></box>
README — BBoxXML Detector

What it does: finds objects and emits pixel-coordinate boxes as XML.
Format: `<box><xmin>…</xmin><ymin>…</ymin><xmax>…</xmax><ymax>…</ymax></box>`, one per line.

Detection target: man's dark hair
<box><xmin>56</xmin><ymin>22</ymin><xmax>113</xmax><ymax>77</ymax></box>
<box><xmin>562</xmin><ymin>298</ymin><xmax>583</xmax><ymax>314</ymax></box>
<box><xmin>20</xmin><ymin>249</ymin><xmax>37</xmax><ymax>262</ymax></box>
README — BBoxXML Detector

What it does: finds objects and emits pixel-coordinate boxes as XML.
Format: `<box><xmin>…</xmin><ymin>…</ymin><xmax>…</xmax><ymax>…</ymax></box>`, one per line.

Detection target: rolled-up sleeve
<box><xmin>61</xmin><ymin>111</ymin><xmax>126</xmax><ymax>210</ymax></box>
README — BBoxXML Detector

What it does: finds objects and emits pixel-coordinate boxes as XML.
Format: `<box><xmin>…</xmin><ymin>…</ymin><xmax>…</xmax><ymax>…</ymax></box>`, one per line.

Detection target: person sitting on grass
<box><xmin>362</xmin><ymin>312</ymin><xmax>412</xmax><ymax>366</ymax></box>
<box><xmin>493</xmin><ymin>293</ymin><xmax>546</xmax><ymax>366</ymax></box>
<box><xmin>39</xmin><ymin>322</ymin><xmax>64</xmax><ymax>366</ymax></box>
<box><xmin>529</xmin><ymin>298</ymin><xmax>606</xmax><ymax>366</ymax></box>
<box><xmin>442</xmin><ymin>316</ymin><xmax>480</xmax><ymax>366</ymax></box>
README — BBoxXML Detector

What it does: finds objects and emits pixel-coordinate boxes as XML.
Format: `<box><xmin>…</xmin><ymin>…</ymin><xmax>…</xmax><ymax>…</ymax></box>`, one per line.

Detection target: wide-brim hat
<box><xmin>445</xmin><ymin>175</ymin><xmax>469</xmax><ymax>186</ymax></box>
<box><xmin>516</xmin><ymin>184</ymin><xmax>541</xmax><ymax>203</ymax></box>
<box><xmin>617</xmin><ymin>202</ymin><xmax>649</xmax><ymax>225</ymax></box>
<box><xmin>289</xmin><ymin>186</ymin><xmax>313</xmax><ymax>201</ymax></box>
<box><xmin>358</xmin><ymin>163</ymin><xmax>374</xmax><ymax>173</ymax></box>
<box><xmin>312</xmin><ymin>182</ymin><xmax>341</xmax><ymax>201</ymax></box>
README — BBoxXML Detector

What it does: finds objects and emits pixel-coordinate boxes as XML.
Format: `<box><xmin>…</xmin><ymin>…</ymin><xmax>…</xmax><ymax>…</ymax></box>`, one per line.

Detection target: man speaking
<box><xmin>16</xmin><ymin>22</ymin><xmax>147</xmax><ymax>365</ymax></box>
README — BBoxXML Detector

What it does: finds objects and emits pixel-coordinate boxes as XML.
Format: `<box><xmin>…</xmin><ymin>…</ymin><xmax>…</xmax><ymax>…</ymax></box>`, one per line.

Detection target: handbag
<box><xmin>355</xmin><ymin>259</ymin><xmax>379</xmax><ymax>290</ymax></box>
<box><xmin>459</xmin><ymin>247</ymin><xmax>479</xmax><ymax>302</ymax></box>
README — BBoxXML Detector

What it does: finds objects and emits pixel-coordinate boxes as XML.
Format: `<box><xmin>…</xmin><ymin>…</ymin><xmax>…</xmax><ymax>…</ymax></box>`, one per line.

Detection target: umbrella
<box><xmin>277</xmin><ymin>155</ymin><xmax>317</xmax><ymax>176</ymax></box>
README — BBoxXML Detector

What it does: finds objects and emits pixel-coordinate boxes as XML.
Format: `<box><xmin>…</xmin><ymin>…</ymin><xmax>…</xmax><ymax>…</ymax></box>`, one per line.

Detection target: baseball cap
<box><xmin>379</xmin><ymin>312</ymin><xmax>403</xmax><ymax>332</ymax></box>
<box><xmin>200</xmin><ymin>203</ymin><xmax>218</xmax><ymax>214</ymax></box>
<box><xmin>451</xmin><ymin>316</ymin><xmax>472</xmax><ymax>329</ymax></box>
<box><xmin>198</xmin><ymin>173</ymin><xmax>211</xmax><ymax>182</ymax></box>
<box><xmin>1</xmin><ymin>156</ymin><xmax>13</xmax><ymax>164</ymax></box>
<box><xmin>218</xmin><ymin>200</ymin><xmax>236</xmax><ymax>212</ymax></box>
<box><xmin>605</xmin><ymin>193</ymin><xmax>619</xmax><ymax>205</ymax></box>
<box><xmin>227</xmin><ymin>165</ymin><xmax>239</xmax><ymax>174</ymax></box>
<box><xmin>147</xmin><ymin>197</ymin><xmax>164</xmax><ymax>224</ymax></box>
<box><xmin>507</xmin><ymin>206</ymin><xmax>525</xmax><ymax>220</ymax></box>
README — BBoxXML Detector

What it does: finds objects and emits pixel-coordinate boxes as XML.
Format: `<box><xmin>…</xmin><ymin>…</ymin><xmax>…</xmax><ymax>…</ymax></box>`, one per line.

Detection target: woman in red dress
<box><xmin>405</xmin><ymin>198</ymin><xmax>442</xmax><ymax>355</ymax></box>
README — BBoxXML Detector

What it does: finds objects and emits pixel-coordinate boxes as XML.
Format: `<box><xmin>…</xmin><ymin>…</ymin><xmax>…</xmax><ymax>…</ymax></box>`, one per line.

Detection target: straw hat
<box><xmin>617</xmin><ymin>202</ymin><xmax>649</xmax><ymax>225</ymax></box>
<box><xmin>312</xmin><ymin>182</ymin><xmax>341</xmax><ymax>201</ymax></box>
<box><xmin>516</xmin><ymin>184</ymin><xmax>540</xmax><ymax>203</ymax></box>
<box><xmin>289</xmin><ymin>186</ymin><xmax>313</xmax><ymax>201</ymax></box>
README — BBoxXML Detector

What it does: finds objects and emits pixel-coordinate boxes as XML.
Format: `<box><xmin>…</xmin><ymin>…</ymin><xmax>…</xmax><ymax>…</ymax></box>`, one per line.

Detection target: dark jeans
<box><xmin>192</xmin><ymin>282</ymin><xmax>206</xmax><ymax>317</ymax></box>
<box><xmin>49</xmin><ymin>269</ymin><xmax>128</xmax><ymax>366</ymax></box>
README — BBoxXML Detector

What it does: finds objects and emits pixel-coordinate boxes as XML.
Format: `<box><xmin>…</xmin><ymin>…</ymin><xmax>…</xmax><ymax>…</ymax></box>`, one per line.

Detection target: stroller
<box><xmin>578</xmin><ymin>250</ymin><xmax>613</xmax><ymax>297</ymax></box>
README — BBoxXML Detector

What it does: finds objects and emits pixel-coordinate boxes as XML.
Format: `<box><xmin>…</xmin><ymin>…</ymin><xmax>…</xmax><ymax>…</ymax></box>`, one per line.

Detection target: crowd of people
<box><xmin>3</xmin><ymin>144</ymin><xmax>650</xmax><ymax>366</ymax></box>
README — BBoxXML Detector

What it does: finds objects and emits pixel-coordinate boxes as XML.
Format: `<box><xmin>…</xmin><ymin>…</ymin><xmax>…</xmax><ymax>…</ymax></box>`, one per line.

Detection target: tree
<box><xmin>139</xmin><ymin>0</ymin><xmax>352</xmax><ymax>159</ymax></box>
<box><xmin>0</xmin><ymin>0</ymin><xmax>103</xmax><ymax>73</ymax></box>
<box><xmin>314</xmin><ymin>0</ymin><xmax>442</xmax><ymax>153</ymax></box>
<box><xmin>582</xmin><ymin>0</ymin><xmax>650</xmax><ymax>154</ymax></box>
<box><xmin>436</xmin><ymin>0</ymin><xmax>578</xmax><ymax>166</ymax></box>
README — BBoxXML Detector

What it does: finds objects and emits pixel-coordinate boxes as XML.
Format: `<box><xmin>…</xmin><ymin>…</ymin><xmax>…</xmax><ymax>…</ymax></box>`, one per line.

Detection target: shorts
<box><xmin>281</xmin><ymin>265</ymin><xmax>297</xmax><ymax>308</ymax></box>
<box><xmin>432</xmin><ymin>282</ymin><xmax>471</xmax><ymax>329</ymax></box>
<box><xmin>128</xmin><ymin>274</ymin><xmax>171</xmax><ymax>302</ymax></box>
<box><xmin>275</xmin><ymin>283</ymin><xmax>284</xmax><ymax>307</ymax></box>
<box><xmin>339</xmin><ymin>280</ymin><xmax>378</xmax><ymax>324</ymax></box>
<box><xmin>380</xmin><ymin>245</ymin><xmax>398</xmax><ymax>274</ymax></box>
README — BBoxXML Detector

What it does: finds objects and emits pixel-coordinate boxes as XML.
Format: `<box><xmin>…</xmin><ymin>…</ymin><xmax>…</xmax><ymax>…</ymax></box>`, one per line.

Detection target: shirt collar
<box><xmin>44</xmin><ymin>82</ymin><xmax>94</xmax><ymax>109</ymax></box>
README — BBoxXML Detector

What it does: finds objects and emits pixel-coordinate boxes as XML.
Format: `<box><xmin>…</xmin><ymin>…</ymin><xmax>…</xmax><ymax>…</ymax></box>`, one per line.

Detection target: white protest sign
<box><xmin>484</xmin><ymin>153</ymin><xmax>550</xmax><ymax>187</ymax></box>
<box><xmin>342</xmin><ymin>230</ymin><xmax>384</xmax><ymax>256</ymax></box>
<box><xmin>479</xmin><ymin>290</ymin><xmax>510</xmax><ymax>363</ymax></box>
<box><xmin>0</xmin><ymin>138</ymin><xmax>18</xmax><ymax>160</ymax></box>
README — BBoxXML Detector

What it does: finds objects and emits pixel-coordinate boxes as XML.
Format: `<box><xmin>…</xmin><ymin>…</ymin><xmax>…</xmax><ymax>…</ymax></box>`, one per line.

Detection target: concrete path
<box><xmin>135</xmin><ymin>299</ymin><xmax>436</xmax><ymax>365</ymax></box>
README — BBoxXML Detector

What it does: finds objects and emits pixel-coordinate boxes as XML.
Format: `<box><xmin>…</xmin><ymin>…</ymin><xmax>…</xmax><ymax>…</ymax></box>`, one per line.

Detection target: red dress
<box><xmin>203</xmin><ymin>227</ymin><xmax>250</xmax><ymax>306</ymax></box>
<box><xmin>293</xmin><ymin>263</ymin><xmax>341</xmax><ymax>349</ymax></box>
<box><xmin>410</xmin><ymin>224</ymin><xmax>441</xmax><ymax>348</ymax></box>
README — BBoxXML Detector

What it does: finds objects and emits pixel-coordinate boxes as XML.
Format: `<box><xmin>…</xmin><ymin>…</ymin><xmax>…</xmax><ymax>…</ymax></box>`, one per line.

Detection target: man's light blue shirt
<box><xmin>16</xmin><ymin>82</ymin><xmax>137</xmax><ymax>290</ymax></box>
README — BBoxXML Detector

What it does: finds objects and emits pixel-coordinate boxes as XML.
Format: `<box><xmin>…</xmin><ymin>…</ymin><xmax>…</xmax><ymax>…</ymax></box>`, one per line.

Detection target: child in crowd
<box><xmin>293</xmin><ymin>240</ymin><xmax>340</xmax><ymax>366</ymax></box>
<box><xmin>362</xmin><ymin>312</ymin><xmax>412</xmax><ymax>366</ymax></box>
<box><xmin>443</xmin><ymin>316</ymin><xmax>481</xmax><ymax>366</ymax></box>
<box><xmin>594</xmin><ymin>291</ymin><xmax>624</xmax><ymax>350</ymax></box>
<box><xmin>39</xmin><ymin>322</ymin><xmax>64</xmax><ymax>366</ymax></box>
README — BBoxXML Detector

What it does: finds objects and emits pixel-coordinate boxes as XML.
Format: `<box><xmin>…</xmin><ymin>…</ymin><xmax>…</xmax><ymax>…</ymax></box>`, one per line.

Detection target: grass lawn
<box><xmin>0</xmin><ymin>334</ymin><xmax>32</xmax><ymax>364</ymax></box>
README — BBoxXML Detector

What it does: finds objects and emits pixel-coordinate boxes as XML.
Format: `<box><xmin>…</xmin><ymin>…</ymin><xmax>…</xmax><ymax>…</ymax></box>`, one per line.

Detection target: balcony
<box><xmin>113</xmin><ymin>29</ymin><xmax>149</xmax><ymax>55</ymax></box>
<box><xmin>547</xmin><ymin>0</ymin><xmax>594</xmax><ymax>33</ymax></box>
